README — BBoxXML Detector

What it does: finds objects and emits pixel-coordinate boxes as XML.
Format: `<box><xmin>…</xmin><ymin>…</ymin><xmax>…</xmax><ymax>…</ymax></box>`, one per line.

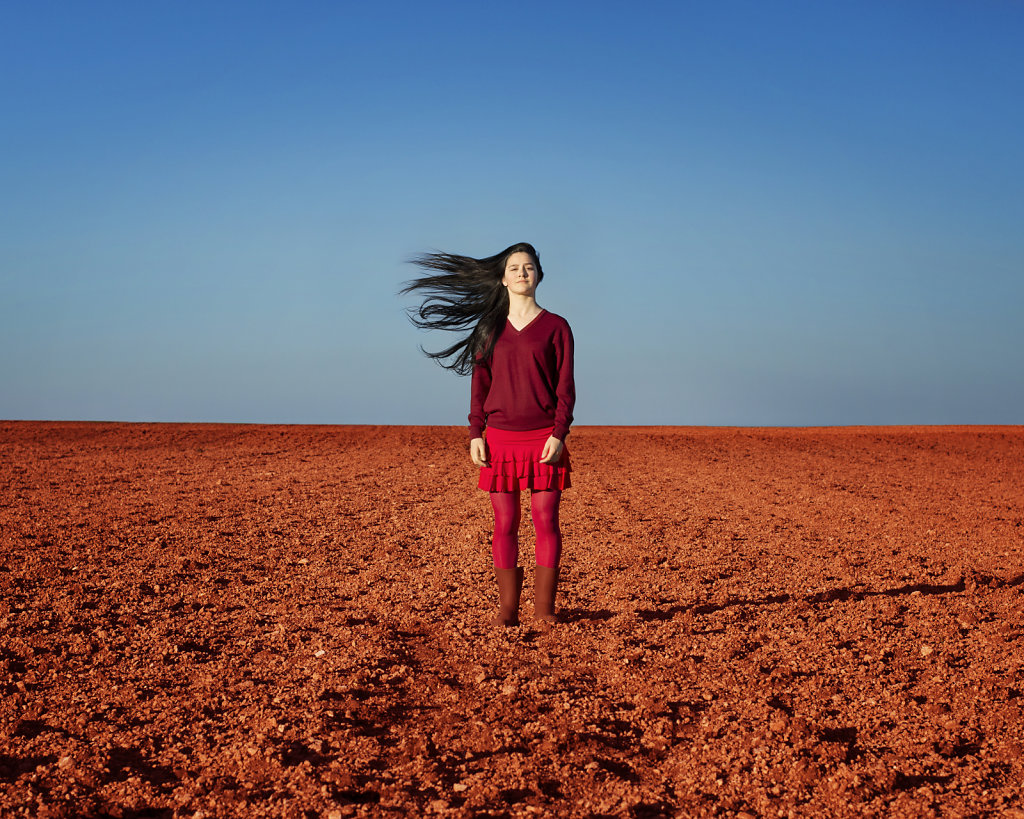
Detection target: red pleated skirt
<box><xmin>478</xmin><ymin>426</ymin><xmax>572</xmax><ymax>492</ymax></box>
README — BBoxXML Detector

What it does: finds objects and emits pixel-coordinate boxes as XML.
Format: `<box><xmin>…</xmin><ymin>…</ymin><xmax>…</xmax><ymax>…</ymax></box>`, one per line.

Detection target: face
<box><xmin>502</xmin><ymin>251</ymin><xmax>539</xmax><ymax>296</ymax></box>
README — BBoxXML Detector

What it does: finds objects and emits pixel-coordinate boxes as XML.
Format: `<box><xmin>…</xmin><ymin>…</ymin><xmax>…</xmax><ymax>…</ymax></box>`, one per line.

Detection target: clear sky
<box><xmin>3</xmin><ymin>0</ymin><xmax>1022</xmax><ymax>426</ymax></box>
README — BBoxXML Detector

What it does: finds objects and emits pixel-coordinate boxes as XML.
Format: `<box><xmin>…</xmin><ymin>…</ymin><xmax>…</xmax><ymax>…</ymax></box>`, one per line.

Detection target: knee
<box><xmin>493</xmin><ymin>510</ymin><xmax>521</xmax><ymax>536</ymax></box>
<box><xmin>531</xmin><ymin>506</ymin><xmax>559</xmax><ymax>534</ymax></box>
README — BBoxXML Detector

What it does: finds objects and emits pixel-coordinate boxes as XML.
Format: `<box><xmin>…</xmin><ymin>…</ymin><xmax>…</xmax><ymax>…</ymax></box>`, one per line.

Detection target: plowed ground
<box><xmin>2</xmin><ymin>423</ymin><xmax>1023</xmax><ymax>818</ymax></box>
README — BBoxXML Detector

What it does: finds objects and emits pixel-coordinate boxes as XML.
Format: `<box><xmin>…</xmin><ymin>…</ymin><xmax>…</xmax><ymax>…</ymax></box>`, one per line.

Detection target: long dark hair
<box><xmin>401</xmin><ymin>242</ymin><xmax>543</xmax><ymax>375</ymax></box>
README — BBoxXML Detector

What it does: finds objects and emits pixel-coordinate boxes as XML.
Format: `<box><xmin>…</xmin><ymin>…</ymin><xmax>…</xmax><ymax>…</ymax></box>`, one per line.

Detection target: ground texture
<box><xmin>1</xmin><ymin>422</ymin><xmax>1023</xmax><ymax>818</ymax></box>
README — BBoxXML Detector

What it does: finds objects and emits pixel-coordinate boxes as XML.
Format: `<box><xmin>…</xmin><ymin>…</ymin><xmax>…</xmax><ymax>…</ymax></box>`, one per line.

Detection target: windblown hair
<box><xmin>401</xmin><ymin>242</ymin><xmax>543</xmax><ymax>375</ymax></box>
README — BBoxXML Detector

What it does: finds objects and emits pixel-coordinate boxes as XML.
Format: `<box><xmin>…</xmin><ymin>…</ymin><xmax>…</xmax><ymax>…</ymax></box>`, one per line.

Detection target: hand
<box><xmin>540</xmin><ymin>436</ymin><xmax>564</xmax><ymax>465</ymax></box>
<box><xmin>470</xmin><ymin>437</ymin><xmax>489</xmax><ymax>467</ymax></box>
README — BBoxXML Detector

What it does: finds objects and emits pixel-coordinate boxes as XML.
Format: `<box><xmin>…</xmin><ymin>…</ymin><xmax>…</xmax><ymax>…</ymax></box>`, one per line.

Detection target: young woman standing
<box><xmin>403</xmin><ymin>242</ymin><xmax>575</xmax><ymax>626</ymax></box>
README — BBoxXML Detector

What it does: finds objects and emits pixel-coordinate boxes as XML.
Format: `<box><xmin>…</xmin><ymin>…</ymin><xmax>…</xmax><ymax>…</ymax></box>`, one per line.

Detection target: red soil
<box><xmin>1</xmin><ymin>422</ymin><xmax>1023</xmax><ymax>818</ymax></box>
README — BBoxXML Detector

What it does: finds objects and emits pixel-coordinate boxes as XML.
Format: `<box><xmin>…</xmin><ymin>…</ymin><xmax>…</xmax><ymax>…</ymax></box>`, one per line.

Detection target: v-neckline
<box><xmin>507</xmin><ymin>309</ymin><xmax>545</xmax><ymax>334</ymax></box>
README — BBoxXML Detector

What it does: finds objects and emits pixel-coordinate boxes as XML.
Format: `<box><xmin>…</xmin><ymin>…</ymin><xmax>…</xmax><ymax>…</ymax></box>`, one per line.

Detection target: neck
<box><xmin>507</xmin><ymin>292</ymin><xmax>540</xmax><ymax>317</ymax></box>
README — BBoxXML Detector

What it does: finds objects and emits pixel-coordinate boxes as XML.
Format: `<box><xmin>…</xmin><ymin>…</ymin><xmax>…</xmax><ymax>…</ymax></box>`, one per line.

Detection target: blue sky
<box><xmin>2</xmin><ymin>0</ymin><xmax>1022</xmax><ymax>426</ymax></box>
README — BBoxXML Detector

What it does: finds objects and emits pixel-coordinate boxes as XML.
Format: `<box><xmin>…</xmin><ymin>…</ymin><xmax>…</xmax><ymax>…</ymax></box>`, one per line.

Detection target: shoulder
<box><xmin>541</xmin><ymin>311</ymin><xmax>572</xmax><ymax>333</ymax></box>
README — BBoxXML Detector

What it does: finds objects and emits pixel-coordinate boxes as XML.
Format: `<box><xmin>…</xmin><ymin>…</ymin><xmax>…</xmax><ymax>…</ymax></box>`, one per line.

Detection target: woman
<box><xmin>402</xmin><ymin>242</ymin><xmax>575</xmax><ymax>627</ymax></box>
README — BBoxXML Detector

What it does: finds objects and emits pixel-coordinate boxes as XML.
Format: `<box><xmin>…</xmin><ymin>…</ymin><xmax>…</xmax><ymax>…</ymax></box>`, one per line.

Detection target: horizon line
<box><xmin>2</xmin><ymin>419</ymin><xmax>1021</xmax><ymax>431</ymax></box>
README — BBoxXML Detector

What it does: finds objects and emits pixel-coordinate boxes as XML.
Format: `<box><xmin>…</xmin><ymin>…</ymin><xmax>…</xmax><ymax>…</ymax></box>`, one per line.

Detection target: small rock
<box><xmin>920</xmin><ymin>644</ymin><xmax>934</xmax><ymax>657</ymax></box>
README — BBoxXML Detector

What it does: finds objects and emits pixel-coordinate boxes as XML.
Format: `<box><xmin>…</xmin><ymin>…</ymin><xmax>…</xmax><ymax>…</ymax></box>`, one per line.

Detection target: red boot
<box><xmin>490</xmin><ymin>567</ymin><xmax>524</xmax><ymax>627</ymax></box>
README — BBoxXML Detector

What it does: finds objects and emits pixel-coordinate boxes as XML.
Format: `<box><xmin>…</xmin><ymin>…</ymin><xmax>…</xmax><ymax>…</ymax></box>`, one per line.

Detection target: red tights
<box><xmin>490</xmin><ymin>490</ymin><xmax>562</xmax><ymax>570</ymax></box>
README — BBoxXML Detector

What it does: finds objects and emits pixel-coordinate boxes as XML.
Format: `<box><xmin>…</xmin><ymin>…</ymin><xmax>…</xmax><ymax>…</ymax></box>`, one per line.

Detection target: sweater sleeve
<box><xmin>468</xmin><ymin>357</ymin><xmax>491</xmax><ymax>439</ymax></box>
<box><xmin>551</xmin><ymin>321</ymin><xmax>575</xmax><ymax>441</ymax></box>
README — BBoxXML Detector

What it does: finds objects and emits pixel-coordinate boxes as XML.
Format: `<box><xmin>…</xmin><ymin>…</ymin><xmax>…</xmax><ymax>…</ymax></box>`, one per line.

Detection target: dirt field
<box><xmin>1</xmin><ymin>422</ymin><xmax>1022</xmax><ymax>818</ymax></box>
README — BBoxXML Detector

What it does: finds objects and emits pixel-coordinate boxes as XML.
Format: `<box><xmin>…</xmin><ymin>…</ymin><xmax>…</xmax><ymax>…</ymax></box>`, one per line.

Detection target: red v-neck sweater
<box><xmin>469</xmin><ymin>310</ymin><xmax>575</xmax><ymax>441</ymax></box>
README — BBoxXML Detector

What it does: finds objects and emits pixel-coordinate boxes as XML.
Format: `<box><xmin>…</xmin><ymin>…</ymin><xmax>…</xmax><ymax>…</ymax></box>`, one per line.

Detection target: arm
<box><xmin>550</xmin><ymin>321</ymin><xmax>575</xmax><ymax>442</ymax></box>
<box><xmin>468</xmin><ymin>357</ymin><xmax>491</xmax><ymax>440</ymax></box>
<box><xmin>541</xmin><ymin>321</ymin><xmax>574</xmax><ymax>465</ymax></box>
<box><xmin>469</xmin><ymin>357</ymin><xmax>492</xmax><ymax>466</ymax></box>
